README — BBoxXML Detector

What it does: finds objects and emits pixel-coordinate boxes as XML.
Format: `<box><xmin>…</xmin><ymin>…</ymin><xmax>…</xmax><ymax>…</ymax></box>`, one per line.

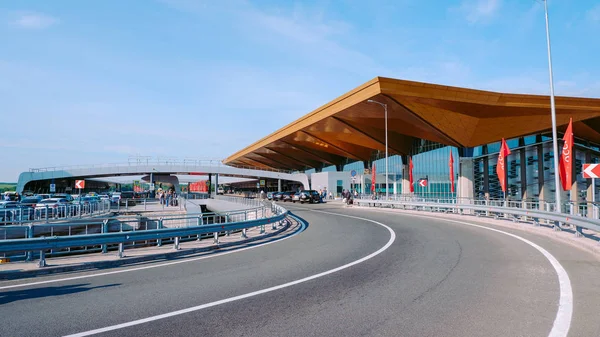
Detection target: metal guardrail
<box><xmin>0</xmin><ymin>203</ymin><xmax>289</xmax><ymax>267</ymax></box>
<box><xmin>0</xmin><ymin>200</ymin><xmax>112</xmax><ymax>226</ymax></box>
<box><xmin>354</xmin><ymin>198</ymin><xmax>600</xmax><ymax>237</ymax></box>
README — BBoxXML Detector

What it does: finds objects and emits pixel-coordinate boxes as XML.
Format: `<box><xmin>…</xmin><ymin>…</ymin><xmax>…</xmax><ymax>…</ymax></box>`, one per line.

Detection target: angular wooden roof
<box><xmin>224</xmin><ymin>77</ymin><xmax>600</xmax><ymax>170</ymax></box>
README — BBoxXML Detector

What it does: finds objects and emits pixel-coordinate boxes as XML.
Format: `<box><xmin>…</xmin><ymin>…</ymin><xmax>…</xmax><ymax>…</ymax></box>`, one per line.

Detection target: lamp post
<box><xmin>543</xmin><ymin>0</ymin><xmax>562</xmax><ymax>213</ymax></box>
<box><xmin>367</xmin><ymin>99</ymin><xmax>389</xmax><ymax>200</ymax></box>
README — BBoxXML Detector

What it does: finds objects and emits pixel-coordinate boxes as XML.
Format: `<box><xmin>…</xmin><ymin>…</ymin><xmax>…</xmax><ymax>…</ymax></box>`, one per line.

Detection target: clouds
<box><xmin>456</xmin><ymin>0</ymin><xmax>502</xmax><ymax>24</ymax></box>
<box><xmin>12</xmin><ymin>12</ymin><xmax>58</xmax><ymax>29</ymax></box>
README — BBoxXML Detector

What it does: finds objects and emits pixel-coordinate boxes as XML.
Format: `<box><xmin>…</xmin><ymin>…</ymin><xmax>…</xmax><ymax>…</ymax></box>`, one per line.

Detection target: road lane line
<box><xmin>0</xmin><ymin>216</ymin><xmax>305</xmax><ymax>290</ymax></box>
<box><xmin>64</xmin><ymin>211</ymin><xmax>396</xmax><ymax>337</ymax></box>
<box><xmin>360</xmin><ymin>209</ymin><xmax>573</xmax><ymax>337</ymax></box>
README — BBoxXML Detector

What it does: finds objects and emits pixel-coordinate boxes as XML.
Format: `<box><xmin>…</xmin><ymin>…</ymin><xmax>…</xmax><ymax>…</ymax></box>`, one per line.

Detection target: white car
<box><xmin>99</xmin><ymin>194</ymin><xmax>110</xmax><ymax>201</ymax></box>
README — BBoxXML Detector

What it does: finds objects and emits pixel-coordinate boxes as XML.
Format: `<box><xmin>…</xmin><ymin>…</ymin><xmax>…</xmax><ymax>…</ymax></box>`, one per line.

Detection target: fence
<box><xmin>354</xmin><ymin>198</ymin><xmax>600</xmax><ymax>238</ymax></box>
<box><xmin>0</xmin><ymin>201</ymin><xmax>288</xmax><ymax>267</ymax></box>
<box><xmin>0</xmin><ymin>200</ymin><xmax>112</xmax><ymax>226</ymax></box>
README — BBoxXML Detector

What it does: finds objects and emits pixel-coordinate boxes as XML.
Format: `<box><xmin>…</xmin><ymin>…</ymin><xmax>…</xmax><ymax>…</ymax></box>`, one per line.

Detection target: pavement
<box><xmin>1</xmin><ymin>201</ymin><xmax>600</xmax><ymax>337</ymax></box>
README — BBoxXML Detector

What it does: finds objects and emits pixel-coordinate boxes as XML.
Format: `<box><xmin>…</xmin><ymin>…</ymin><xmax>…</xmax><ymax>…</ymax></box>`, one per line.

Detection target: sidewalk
<box><xmin>0</xmin><ymin>217</ymin><xmax>298</xmax><ymax>280</ymax></box>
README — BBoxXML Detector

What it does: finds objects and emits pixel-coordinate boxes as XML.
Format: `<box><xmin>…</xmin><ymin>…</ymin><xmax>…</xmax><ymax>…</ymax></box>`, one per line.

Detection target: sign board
<box><xmin>260</xmin><ymin>179</ymin><xmax>266</xmax><ymax>186</ymax></box>
<box><xmin>149</xmin><ymin>183</ymin><xmax>155</xmax><ymax>191</ymax></box>
<box><xmin>351</xmin><ymin>176</ymin><xmax>358</xmax><ymax>183</ymax></box>
<box><xmin>75</xmin><ymin>180</ymin><xmax>85</xmax><ymax>189</ymax></box>
<box><xmin>49</xmin><ymin>184</ymin><xmax>56</xmax><ymax>193</ymax></box>
<box><xmin>418</xmin><ymin>179</ymin><xmax>428</xmax><ymax>187</ymax></box>
<box><xmin>351</xmin><ymin>170</ymin><xmax>357</xmax><ymax>177</ymax></box>
<box><xmin>583</xmin><ymin>164</ymin><xmax>600</xmax><ymax>179</ymax></box>
<box><xmin>133</xmin><ymin>180</ymin><xmax>140</xmax><ymax>186</ymax></box>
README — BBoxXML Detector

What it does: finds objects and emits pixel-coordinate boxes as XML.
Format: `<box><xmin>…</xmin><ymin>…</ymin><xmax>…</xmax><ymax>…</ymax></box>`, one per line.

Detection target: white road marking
<box><xmin>63</xmin><ymin>211</ymin><xmax>396</xmax><ymax>337</ymax></box>
<box><xmin>360</xmin><ymin>209</ymin><xmax>573</xmax><ymax>337</ymax></box>
<box><xmin>0</xmin><ymin>218</ymin><xmax>304</xmax><ymax>291</ymax></box>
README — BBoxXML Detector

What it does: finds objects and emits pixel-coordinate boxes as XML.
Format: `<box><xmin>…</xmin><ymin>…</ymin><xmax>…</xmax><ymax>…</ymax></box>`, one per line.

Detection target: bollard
<box><xmin>25</xmin><ymin>224</ymin><xmax>34</xmax><ymax>261</ymax></box>
<box><xmin>118</xmin><ymin>242</ymin><xmax>125</xmax><ymax>258</ymax></box>
<box><xmin>38</xmin><ymin>250</ymin><xmax>46</xmax><ymax>268</ymax></box>
<box><xmin>157</xmin><ymin>218</ymin><xmax>163</xmax><ymax>247</ymax></box>
<box><xmin>125</xmin><ymin>199</ymin><xmax>129</xmax><ymax>210</ymax></box>
<box><xmin>260</xmin><ymin>224</ymin><xmax>265</xmax><ymax>234</ymax></box>
<box><xmin>174</xmin><ymin>237</ymin><xmax>180</xmax><ymax>250</ymax></box>
<box><xmin>101</xmin><ymin>219</ymin><xmax>109</xmax><ymax>254</ymax></box>
<box><xmin>241</xmin><ymin>228</ymin><xmax>248</xmax><ymax>239</ymax></box>
<box><xmin>213</xmin><ymin>232</ymin><xmax>219</xmax><ymax>244</ymax></box>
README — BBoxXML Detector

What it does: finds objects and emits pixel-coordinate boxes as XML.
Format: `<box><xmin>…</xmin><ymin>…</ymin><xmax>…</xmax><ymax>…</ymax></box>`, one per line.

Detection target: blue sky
<box><xmin>1</xmin><ymin>0</ymin><xmax>599</xmax><ymax>181</ymax></box>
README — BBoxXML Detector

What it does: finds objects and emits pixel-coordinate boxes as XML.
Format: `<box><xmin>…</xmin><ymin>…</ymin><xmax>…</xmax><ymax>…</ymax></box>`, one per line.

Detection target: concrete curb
<box><xmin>0</xmin><ymin>218</ymin><xmax>295</xmax><ymax>280</ymax></box>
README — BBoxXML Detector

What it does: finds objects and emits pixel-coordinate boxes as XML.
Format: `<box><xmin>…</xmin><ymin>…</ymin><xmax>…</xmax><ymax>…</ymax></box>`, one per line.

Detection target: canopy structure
<box><xmin>224</xmin><ymin>77</ymin><xmax>600</xmax><ymax>170</ymax></box>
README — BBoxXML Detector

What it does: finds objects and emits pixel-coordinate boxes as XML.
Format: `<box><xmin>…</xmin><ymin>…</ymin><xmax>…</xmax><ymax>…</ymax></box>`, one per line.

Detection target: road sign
<box><xmin>260</xmin><ymin>179</ymin><xmax>266</xmax><ymax>186</ymax></box>
<box><xmin>75</xmin><ymin>180</ymin><xmax>85</xmax><ymax>189</ymax></box>
<box><xmin>49</xmin><ymin>184</ymin><xmax>56</xmax><ymax>193</ymax></box>
<box><xmin>583</xmin><ymin>164</ymin><xmax>600</xmax><ymax>178</ymax></box>
<box><xmin>351</xmin><ymin>170</ymin><xmax>357</xmax><ymax>177</ymax></box>
<box><xmin>418</xmin><ymin>179</ymin><xmax>428</xmax><ymax>187</ymax></box>
<box><xmin>133</xmin><ymin>180</ymin><xmax>140</xmax><ymax>186</ymax></box>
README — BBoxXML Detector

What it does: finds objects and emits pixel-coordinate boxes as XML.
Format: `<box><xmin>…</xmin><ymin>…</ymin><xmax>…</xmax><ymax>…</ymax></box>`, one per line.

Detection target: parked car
<box><xmin>51</xmin><ymin>193</ymin><xmax>74</xmax><ymax>202</ymax></box>
<box><xmin>292</xmin><ymin>193</ymin><xmax>300</xmax><ymax>203</ymax></box>
<box><xmin>35</xmin><ymin>198</ymin><xmax>71</xmax><ymax>217</ymax></box>
<box><xmin>35</xmin><ymin>193</ymin><xmax>51</xmax><ymax>200</ymax></box>
<box><xmin>99</xmin><ymin>194</ymin><xmax>110</xmax><ymax>201</ymax></box>
<box><xmin>19</xmin><ymin>196</ymin><xmax>43</xmax><ymax>208</ymax></box>
<box><xmin>298</xmin><ymin>190</ymin><xmax>321</xmax><ymax>204</ymax></box>
<box><xmin>282</xmin><ymin>192</ymin><xmax>296</xmax><ymax>202</ymax></box>
<box><xmin>0</xmin><ymin>201</ymin><xmax>19</xmax><ymax>222</ymax></box>
<box><xmin>111</xmin><ymin>192</ymin><xmax>122</xmax><ymax>204</ymax></box>
<box><xmin>267</xmin><ymin>192</ymin><xmax>274</xmax><ymax>200</ymax></box>
<box><xmin>272</xmin><ymin>192</ymin><xmax>284</xmax><ymax>201</ymax></box>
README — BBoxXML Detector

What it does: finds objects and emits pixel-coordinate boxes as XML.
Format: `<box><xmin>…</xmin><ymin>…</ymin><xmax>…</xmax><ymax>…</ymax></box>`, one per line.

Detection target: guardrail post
<box><xmin>575</xmin><ymin>226</ymin><xmax>584</xmax><ymax>237</ymax></box>
<box><xmin>553</xmin><ymin>220</ymin><xmax>562</xmax><ymax>231</ymax></box>
<box><xmin>25</xmin><ymin>224</ymin><xmax>34</xmax><ymax>261</ymax></box>
<box><xmin>241</xmin><ymin>228</ymin><xmax>248</xmax><ymax>239</ymax></box>
<box><xmin>213</xmin><ymin>231</ymin><xmax>219</xmax><ymax>244</ymax></box>
<box><xmin>118</xmin><ymin>242</ymin><xmax>124</xmax><ymax>258</ymax></box>
<box><xmin>157</xmin><ymin>218</ymin><xmax>163</xmax><ymax>247</ymax></box>
<box><xmin>144</xmin><ymin>199</ymin><xmax>147</xmax><ymax>211</ymax></box>
<box><xmin>102</xmin><ymin>219</ymin><xmax>109</xmax><ymax>254</ymax></box>
<box><xmin>45</xmin><ymin>205</ymin><xmax>49</xmax><ymax>223</ymax></box>
<box><xmin>38</xmin><ymin>250</ymin><xmax>46</xmax><ymax>268</ymax></box>
<box><xmin>260</xmin><ymin>223</ymin><xmax>265</xmax><ymax>234</ymax></box>
<box><xmin>272</xmin><ymin>219</ymin><xmax>277</xmax><ymax>230</ymax></box>
<box><xmin>174</xmin><ymin>236</ymin><xmax>180</xmax><ymax>250</ymax></box>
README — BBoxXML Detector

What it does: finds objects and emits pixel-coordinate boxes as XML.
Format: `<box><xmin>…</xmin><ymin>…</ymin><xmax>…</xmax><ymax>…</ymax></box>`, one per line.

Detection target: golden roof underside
<box><xmin>224</xmin><ymin>77</ymin><xmax>600</xmax><ymax>170</ymax></box>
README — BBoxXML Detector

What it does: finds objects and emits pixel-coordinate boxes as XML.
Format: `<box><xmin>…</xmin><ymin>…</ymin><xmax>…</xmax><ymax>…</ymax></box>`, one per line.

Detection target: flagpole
<box><xmin>544</xmin><ymin>0</ymin><xmax>562</xmax><ymax>213</ymax></box>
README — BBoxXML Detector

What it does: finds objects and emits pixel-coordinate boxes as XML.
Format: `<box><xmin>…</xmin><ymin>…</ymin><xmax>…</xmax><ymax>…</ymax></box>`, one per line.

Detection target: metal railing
<box><xmin>0</xmin><ymin>203</ymin><xmax>288</xmax><ymax>267</ymax></box>
<box><xmin>0</xmin><ymin>200</ymin><xmax>112</xmax><ymax>226</ymax></box>
<box><xmin>354</xmin><ymin>198</ymin><xmax>600</xmax><ymax>238</ymax></box>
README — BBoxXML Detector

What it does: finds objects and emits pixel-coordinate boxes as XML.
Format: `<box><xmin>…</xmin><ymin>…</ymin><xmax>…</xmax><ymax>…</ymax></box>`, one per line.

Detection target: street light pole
<box><xmin>543</xmin><ymin>0</ymin><xmax>562</xmax><ymax>213</ymax></box>
<box><xmin>367</xmin><ymin>99</ymin><xmax>389</xmax><ymax>200</ymax></box>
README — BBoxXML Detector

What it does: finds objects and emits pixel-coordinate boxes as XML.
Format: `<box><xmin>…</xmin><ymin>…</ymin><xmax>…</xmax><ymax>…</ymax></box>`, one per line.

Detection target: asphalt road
<box><xmin>1</xmin><ymin>202</ymin><xmax>600</xmax><ymax>337</ymax></box>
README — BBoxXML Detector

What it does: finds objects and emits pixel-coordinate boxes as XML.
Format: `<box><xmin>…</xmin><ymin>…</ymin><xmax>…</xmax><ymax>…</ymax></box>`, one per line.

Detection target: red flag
<box><xmin>409</xmin><ymin>156</ymin><xmax>414</xmax><ymax>193</ymax></box>
<box><xmin>496</xmin><ymin>138</ymin><xmax>512</xmax><ymax>192</ymax></box>
<box><xmin>559</xmin><ymin>118</ymin><xmax>573</xmax><ymax>191</ymax></box>
<box><xmin>371</xmin><ymin>163</ymin><xmax>376</xmax><ymax>192</ymax></box>
<box><xmin>449</xmin><ymin>151</ymin><xmax>455</xmax><ymax>193</ymax></box>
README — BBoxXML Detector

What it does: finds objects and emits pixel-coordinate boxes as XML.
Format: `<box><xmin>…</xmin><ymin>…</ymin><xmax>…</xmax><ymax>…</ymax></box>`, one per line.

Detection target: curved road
<box><xmin>1</xmin><ymin>202</ymin><xmax>600</xmax><ymax>336</ymax></box>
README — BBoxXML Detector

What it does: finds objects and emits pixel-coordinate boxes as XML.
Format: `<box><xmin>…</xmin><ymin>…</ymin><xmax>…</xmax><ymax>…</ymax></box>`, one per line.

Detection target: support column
<box><xmin>520</xmin><ymin>147</ymin><xmax>528</xmax><ymax>203</ymax></box>
<box><xmin>458</xmin><ymin>157</ymin><xmax>474</xmax><ymax>205</ymax></box>
<box><xmin>277</xmin><ymin>179</ymin><xmax>282</xmax><ymax>192</ymax></box>
<box><xmin>537</xmin><ymin>143</ymin><xmax>546</xmax><ymax>211</ymax></box>
<box><xmin>393</xmin><ymin>181</ymin><xmax>397</xmax><ymax>195</ymax></box>
<box><xmin>215</xmin><ymin>174</ymin><xmax>219</xmax><ymax>196</ymax></box>
<box><xmin>483</xmin><ymin>156</ymin><xmax>490</xmax><ymax>200</ymax></box>
<box><xmin>208</xmin><ymin>173</ymin><xmax>212</xmax><ymax>198</ymax></box>
<box><xmin>401</xmin><ymin>163</ymin><xmax>411</xmax><ymax>195</ymax></box>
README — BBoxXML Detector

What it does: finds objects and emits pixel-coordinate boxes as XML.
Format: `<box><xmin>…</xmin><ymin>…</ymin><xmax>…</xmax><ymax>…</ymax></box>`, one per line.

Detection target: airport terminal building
<box><xmin>225</xmin><ymin>77</ymin><xmax>600</xmax><ymax>211</ymax></box>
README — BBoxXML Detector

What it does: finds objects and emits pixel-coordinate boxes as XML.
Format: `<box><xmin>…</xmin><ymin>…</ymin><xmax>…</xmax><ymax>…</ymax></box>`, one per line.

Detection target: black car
<box><xmin>298</xmin><ymin>190</ymin><xmax>321</xmax><ymax>204</ymax></box>
<box><xmin>282</xmin><ymin>192</ymin><xmax>295</xmax><ymax>202</ymax></box>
